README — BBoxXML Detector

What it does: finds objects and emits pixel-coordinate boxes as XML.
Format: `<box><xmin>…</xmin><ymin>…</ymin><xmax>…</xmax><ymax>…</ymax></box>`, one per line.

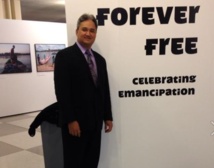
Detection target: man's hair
<box><xmin>77</xmin><ymin>13</ymin><xmax>98</xmax><ymax>29</ymax></box>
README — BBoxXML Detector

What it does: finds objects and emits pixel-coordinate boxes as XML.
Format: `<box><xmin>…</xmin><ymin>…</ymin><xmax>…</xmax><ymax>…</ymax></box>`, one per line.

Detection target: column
<box><xmin>4</xmin><ymin>0</ymin><xmax>12</xmax><ymax>19</ymax></box>
<box><xmin>0</xmin><ymin>0</ymin><xmax>4</xmax><ymax>18</ymax></box>
<box><xmin>0</xmin><ymin>0</ymin><xmax>22</xmax><ymax>19</ymax></box>
<box><xmin>10</xmin><ymin>0</ymin><xmax>22</xmax><ymax>19</ymax></box>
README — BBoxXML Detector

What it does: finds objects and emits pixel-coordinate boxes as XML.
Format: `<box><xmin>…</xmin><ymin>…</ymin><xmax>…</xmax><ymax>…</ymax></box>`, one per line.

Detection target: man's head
<box><xmin>76</xmin><ymin>14</ymin><xmax>97</xmax><ymax>49</ymax></box>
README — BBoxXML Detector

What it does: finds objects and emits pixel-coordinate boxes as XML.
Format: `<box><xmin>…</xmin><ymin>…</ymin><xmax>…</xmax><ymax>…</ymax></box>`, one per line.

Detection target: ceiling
<box><xmin>20</xmin><ymin>0</ymin><xmax>66</xmax><ymax>23</ymax></box>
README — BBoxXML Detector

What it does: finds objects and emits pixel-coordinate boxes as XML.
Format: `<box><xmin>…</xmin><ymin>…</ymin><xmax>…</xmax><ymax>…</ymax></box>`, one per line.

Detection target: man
<box><xmin>11</xmin><ymin>45</ymin><xmax>15</xmax><ymax>57</ymax></box>
<box><xmin>54</xmin><ymin>14</ymin><xmax>113</xmax><ymax>168</ymax></box>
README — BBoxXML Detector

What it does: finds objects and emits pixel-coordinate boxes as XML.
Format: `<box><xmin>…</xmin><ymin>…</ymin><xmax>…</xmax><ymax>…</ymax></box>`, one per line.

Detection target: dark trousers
<box><xmin>61</xmin><ymin>125</ymin><xmax>101</xmax><ymax>168</ymax></box>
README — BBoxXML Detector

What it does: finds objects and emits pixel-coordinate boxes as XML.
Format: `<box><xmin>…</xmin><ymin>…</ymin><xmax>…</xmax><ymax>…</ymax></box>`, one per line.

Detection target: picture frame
<box><xmin>34</xmin><ymin>44</ymin><xmax>65</xmax><ymax>72</ymax></box>
<box><xmin>0</xmin><ymin>43</ymin><xmax>32</xmax><ymax>74</ymax></box>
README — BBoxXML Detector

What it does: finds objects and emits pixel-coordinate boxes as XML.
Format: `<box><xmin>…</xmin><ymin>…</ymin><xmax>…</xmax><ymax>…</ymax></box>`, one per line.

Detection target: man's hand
<box><xmin>68</xmin><ymin>121</ymin><xmax>81</xmax><ymax>137</ymax></box>
<box><xmin>105</xmin><ymin>120</ymin><xmax>113</xmax><ymax>133</ymax></box>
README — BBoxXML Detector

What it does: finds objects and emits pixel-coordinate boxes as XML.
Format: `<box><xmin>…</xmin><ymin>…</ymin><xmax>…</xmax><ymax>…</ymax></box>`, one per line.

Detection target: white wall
<box><xmin>0</xmin><ymin>19</ymin><xmax>67</xmax><ymax>117</ymax></box>
<box><xmin>65</xmin><ymin>1</ymin><xmax>214</xmax><ymax>168</ymax></box>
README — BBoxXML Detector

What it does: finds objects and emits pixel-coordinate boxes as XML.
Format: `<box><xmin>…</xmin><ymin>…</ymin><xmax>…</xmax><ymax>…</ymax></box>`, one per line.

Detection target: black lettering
<box><xmin>159</xmin><ymin>38</ymin><xmax>170</xmax><ymax>55</ymax></box>
<box><xmin>96</xmin><ymin>8</ymin><xmax>110</xmax><ymax>26</ymax></box>
<box><xmin>111</xmin><ymin>8</ymin><xmax>128</xmax><ymax>26</ymax></box>
<box><xmin>156</xmin><ymin>7</ymin><xmax>173</xmax><ymax>24</ymax></box>
<box><xmin>189</xmin><ymin>6</ymin><xmax>200</xmax><ymax>23</ymax></box>
<box><xmin>130</xmin><ymin>7</ymin><xmax>140</xmax><ymax>25</ymax></box>
<box><xmin>133</xmin><ymin>78</ymin><xmax>138</xmax><ymax>85</ymax></box>
<box><xmin>138</xmin><ymin>78</ymin><xmax>144</xmax><ymax>84</ymax></box>
<box><xmin>175</xmin><ymin>6</ymin><xmax>187</xmax><ymax>24</ymax></box>
<box><xmin>186</xmin><ymin>37</ymin><xmax>197</xmax><ymax>54</ymax></box>
<box><xmin>118</xmin><ymin>91</ymin><xmax>124</xmax><ymax>98</ymax></box>
<box><xmin>171</xmin><ymin>38</ymin><xmax>183</xmax><ymax>54</ymax></box>
<box><xmin>145</xmin><ymin>39</ymin><xmax>158</xmax><ymax>55</ymax></box>
<box><xmin>142</xmin><ymin>7</ymin><xmax>155</xmax><ymax>25</ymax></box>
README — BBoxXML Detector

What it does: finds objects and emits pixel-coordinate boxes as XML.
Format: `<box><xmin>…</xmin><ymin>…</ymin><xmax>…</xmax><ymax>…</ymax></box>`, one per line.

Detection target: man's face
<box><xmin>76</xmin><ymin>20</ymin><xmax>97</xmax><ymax>49</ymax></box>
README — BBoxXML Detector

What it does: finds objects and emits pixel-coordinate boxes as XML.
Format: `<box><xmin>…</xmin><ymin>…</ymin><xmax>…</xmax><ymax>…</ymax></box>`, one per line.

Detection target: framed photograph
<box><xmin>34</xmin><ymin>44</ymin><xmax>65</xmax><ymax>72</ymax></box>
<box><xmin>0</xmin><ymin>43</ymin><xmax>32</xmax><ymax>74</ymax></box>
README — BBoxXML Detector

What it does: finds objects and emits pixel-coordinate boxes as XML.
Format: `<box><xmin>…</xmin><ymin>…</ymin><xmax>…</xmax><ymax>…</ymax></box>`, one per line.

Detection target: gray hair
<box><xmin>77</xmin><ymin>13</ymin><xmax>98</xmax><ymax>30</ymax></box>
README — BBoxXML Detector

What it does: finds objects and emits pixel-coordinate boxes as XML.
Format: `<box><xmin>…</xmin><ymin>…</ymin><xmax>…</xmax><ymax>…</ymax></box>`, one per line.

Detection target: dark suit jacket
<box><xmin>54</xmin><ymin>43</ymin><xmax>112</xmax><ymax>131</ymax></box>
<box><xmin>28</xmin><ymin>102</ymin><xmax>59</xmax><ymax>137</ymax></box>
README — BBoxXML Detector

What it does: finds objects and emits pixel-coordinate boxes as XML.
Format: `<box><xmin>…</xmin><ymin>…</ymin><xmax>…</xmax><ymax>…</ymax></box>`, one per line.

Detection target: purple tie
<box><xmin>85</xmin><ymin>50</ymin><xmax>97</xmax><ymax>85</ymax></box>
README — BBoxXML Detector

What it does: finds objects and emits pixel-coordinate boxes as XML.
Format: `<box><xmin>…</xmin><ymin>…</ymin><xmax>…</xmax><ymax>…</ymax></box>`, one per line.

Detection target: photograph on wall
<box><xmin>0</xmin><ymin>43</ymin><xmax>32</xmax><ymax>74</ymax></box>
<box><xmin>34</xmin><ymin>44</ymin><xmax>65</xmax><ymax>72</ymax></box>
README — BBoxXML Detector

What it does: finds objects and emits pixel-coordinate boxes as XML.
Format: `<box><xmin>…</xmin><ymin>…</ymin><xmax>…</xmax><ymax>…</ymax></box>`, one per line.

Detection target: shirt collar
<box><xmin>76</xmin><ymin>42</ymin><xmax>92</xmax><ymax>55</ymax></box>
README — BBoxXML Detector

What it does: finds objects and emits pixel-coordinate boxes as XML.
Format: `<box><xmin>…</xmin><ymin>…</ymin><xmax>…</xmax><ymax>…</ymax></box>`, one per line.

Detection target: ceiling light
<box><xmin>55</xmin><ymin>0</ymin><xmax>65</xmax><ymax>5</ymax></box>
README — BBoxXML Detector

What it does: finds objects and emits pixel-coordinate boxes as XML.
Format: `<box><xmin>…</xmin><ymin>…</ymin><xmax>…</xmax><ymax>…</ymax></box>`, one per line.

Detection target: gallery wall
<box><xmin>0</xmin><ymin>19</ymin><xmax>67</xmax><ymax>117</ymax></box>
<box><xmin>65</xmin><ymin>1</ymin><xmax>214</xmax><ymax>168</ymax></box>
